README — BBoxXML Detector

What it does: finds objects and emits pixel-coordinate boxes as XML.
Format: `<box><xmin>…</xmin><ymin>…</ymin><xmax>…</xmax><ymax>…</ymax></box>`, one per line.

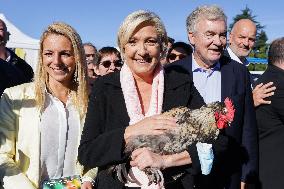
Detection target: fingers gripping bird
<box><xmin>110</xmin><ymin>98</ymin><xmax>235</xmax><ymax>186</ymax></box>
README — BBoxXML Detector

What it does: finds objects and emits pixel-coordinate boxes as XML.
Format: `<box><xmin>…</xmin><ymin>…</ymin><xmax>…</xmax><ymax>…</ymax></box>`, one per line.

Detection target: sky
<box><xmin>1</xmin><ymin>0</ymin><xmax>283</xmax><ymax>49</ymax></box>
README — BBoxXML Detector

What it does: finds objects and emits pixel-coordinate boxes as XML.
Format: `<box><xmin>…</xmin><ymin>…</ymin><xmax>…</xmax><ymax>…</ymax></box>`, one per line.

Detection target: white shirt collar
<box><xmin>227</xmin><ymin>47</ymin><xmax>242</xmax><ymax>64</ymax></box>
<box><xmin>227</xmin><ymin>47</ymin><xmax>249</xmax><ymax>66</ymax></box>
<box><xmin>192</xmin><ymin>54</ymin><xmax>220</xmax><ymax>73</ymax></box>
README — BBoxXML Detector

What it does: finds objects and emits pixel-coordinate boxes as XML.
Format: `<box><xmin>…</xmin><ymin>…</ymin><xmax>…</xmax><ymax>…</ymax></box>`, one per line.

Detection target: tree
<box><xmin>229</xmin><ymin>6</ymin><xmax>268</xmax><ymax>58</ymax></box>
<box><xmin>229</xmin><ymin>6</ymin><xmax>264</xmax><ymax>32</ymax></box>
<box><xmin>254</xmin><ymin>30</ymin><xmax>269</xmax><ymax>58</ymax></box>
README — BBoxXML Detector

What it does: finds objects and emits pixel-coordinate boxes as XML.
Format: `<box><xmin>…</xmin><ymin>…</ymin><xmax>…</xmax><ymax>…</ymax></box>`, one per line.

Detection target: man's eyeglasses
<box><xmin>168</xmin><ymin>53</ymin><xmax>186</xmax><ymax>61</ymax></box>
<box><xmin>100</xmin><ymin>60</ymin><xmax>123</xmax><ymax>68</ymax></box>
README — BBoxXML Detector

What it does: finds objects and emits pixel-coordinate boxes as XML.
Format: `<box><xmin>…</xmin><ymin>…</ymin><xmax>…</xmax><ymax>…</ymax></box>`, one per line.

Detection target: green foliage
<box><xmin>229</xmin><ymin>6</ymin><xmax>264</xmax><ymax>33</ymax></box>
<box><xmin>230</xmin><ymin>6</ymin><xmax>269</xmax><ymax>58</ymax></box>
<box><xmin>247</xmin><ymin>63</ymin><xmax>267</xmax><ymax>71</ymax></box>
<box><xmin>254</xmin><ymin>30</ymin><xmax>269</xmax><ymax>58</ymax></box>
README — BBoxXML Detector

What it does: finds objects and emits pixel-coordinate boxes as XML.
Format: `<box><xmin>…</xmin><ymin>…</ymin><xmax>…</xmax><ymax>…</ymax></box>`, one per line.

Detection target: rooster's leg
<box><xmin>115</xmin><ymin>163</ymin><xmax>142</xmax><ymax>184</ymax></box>
<box><xmin>125</xmin><ymin>164</ymin><xmax>141</xmax><ymax>185</ymax></box>
<box><xmin>144</xmin><ymin>167</ymin><xmax>164</xmax><ymax>185</ymax></box>
<box><xmin>144</xmin><ymin>167</ymin><xmax>155</xmax><ymax>185</ymax></box>
<box><xmin>127</xmin><ymin>167</ymin><xmax>142</xmax><ymax>185</ymax></box>
<box><xmin>157</xmin><ymin>169</ymin><xmax>164</xmax><ymax>184</ymax></box>
<box><xmin>115</xmin><ymin>164</ymin><xmax>125</xmax><ymax>183</ymax></box>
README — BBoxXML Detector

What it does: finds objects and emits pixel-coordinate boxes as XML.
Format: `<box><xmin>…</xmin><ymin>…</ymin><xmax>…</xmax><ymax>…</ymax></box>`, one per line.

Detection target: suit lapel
<box><xmin>112</xmin><ymin>88</ymin><xmax>130</xmax><ymax>126</ymax></box>
<box><xmin>162</xmin><ymin>66</ymin><xmax>190</xmax><ymax>111</ymax></box>
<box><xmin>221</xmin><ymin>56</ymin><xmax>234</xmax><ymax>101</ymax></box>
<box><xmin>171</xmin><ymin>56</ymin><xmax>192</xmax><ymax>79</ymax></box>
<box><xmin>105</xmin><ymin>73</ymin><xmax>130</xmax><ymax>126</ymax></box>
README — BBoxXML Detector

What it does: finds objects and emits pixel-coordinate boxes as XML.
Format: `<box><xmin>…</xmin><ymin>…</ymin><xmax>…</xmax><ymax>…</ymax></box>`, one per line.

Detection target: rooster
<box><xmin>111</xmin><ymin>98</ymin><xmax>235</xmax><ymax>185</ymax></box>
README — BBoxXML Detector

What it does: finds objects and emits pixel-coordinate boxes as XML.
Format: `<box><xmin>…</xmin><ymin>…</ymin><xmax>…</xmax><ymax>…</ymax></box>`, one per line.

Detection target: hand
<box><xmin>124</xmin><ymin>114</ymin><xmax>177</xmax><ymax>142</ymax></box>
<box><xmin>130</xmin><ymin>148</ymin><xmax>166</xmax><ymax>170</ymax></box>
<box><xmin>241</xmin><ymin>181</ymin><xmax>246</xmax><ymax>189</ymax></box>
<box><xmin>253</xmin><ymin>82</ymin><xmax>276</xmax><ymax>107</ymax></box>
<box><xmin>81</xmin><ymin>181</ymin><xmax>93</xmax><ymax>189</ymax></box>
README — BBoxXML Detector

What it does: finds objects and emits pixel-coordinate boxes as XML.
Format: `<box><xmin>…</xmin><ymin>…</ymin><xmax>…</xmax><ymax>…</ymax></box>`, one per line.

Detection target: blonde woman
<box><xmin>79</xmin><ymin>10</ymin><xmax>206</xmax><ymax>189</ymax></box>
<box><xmin>0</xmin><ymin>22</ymin><xmax>96</xmax><ymax>189</ymax></box>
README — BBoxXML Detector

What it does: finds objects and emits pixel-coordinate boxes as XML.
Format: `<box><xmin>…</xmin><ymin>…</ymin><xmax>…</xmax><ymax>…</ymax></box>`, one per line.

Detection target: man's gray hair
<box><xmin>83</xmin><ymin>42</ymin><xmax>97</xmax><ymax>51</ymax></box>
<box><xmin>268</xmin><ymin>37</ymin><xmax>284</xmax><ymax>65</ymax></box>
<box><xmin>186</xmin><ymin>5</ymin><xmax>227</xmax><ymax>33</ymax></box>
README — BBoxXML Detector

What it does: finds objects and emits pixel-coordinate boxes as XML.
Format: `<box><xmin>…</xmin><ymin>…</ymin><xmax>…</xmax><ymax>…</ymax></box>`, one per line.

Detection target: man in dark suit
<box><xmin>225</xmin><ymin>18</ymin><xmax>276</xmax><ymax>107</ymax></box>
<box><xmin>172</xmin><ymin>5</ymin><xmax>258</xmax><ymax>189</ymax></box>
<box><xmin>0</xmin><ymin>59</ymin><xmax>27</xmax><ymax>95</ymax></box>
<box><xmin>256</xmin><ymin>37</ymin><xmax>284</xmax><ymax>189</ymax></box>
<box><xmin>0</xmin><ymin>18</ymin><xmax>34</xmax><ymax>92</ymax></box>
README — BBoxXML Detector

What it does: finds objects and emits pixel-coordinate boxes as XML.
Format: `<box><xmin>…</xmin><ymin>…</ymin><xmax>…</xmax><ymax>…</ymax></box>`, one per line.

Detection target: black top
<box><xmin>255</xmin><ymin>65</ymin><xmax>284</xmax><ymax>189</ymax></box>
<box><xmin>0</xmin><ymin>59</ymin><xmax>28</xmax><ymax>95</ymax></box>
<box><xmin>6</xmin><ymin>48</ymin><xmax>34</xmax><ymax>82</ymax></box>
<box><xmin>78</xmin><ymin>65</ymin><xmax>205</xmax><ymax>189</ymax></box>
<box><xmin>0</xmin><ymin>48</ymin><xmax>34</xmax><ymax>95</ymax></box>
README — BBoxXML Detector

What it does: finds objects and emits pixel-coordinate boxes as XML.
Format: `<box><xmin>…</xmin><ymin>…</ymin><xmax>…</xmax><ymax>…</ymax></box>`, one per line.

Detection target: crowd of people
<box><xmin>0</xmin><ymin>4</ymin><xmax>283</xmax><ymax>189</ymax></box>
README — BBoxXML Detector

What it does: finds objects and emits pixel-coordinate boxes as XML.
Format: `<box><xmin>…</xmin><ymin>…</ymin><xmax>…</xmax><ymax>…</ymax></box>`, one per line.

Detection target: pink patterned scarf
<box><xmin>120</xmin><ymin>63</ymin><xmax>165</xmax><ymax>189</ymax></box>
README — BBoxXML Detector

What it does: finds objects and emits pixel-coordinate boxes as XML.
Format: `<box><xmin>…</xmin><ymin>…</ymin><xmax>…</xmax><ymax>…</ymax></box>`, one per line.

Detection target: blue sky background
<box><xmin>1</xmin><ymin>0</ymin><xmax>283</xmax><ymax>49</ymax></box>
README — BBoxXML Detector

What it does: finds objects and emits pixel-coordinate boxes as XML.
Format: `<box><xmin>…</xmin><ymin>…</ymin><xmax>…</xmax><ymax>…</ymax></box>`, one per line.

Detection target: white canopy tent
<box><xmin>0</xmin><ymin>13</ymin><xmax>39</xmax><ymax>70</ymax></box>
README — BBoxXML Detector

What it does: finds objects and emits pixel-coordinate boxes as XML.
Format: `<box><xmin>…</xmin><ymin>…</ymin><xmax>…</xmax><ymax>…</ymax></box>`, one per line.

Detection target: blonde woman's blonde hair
<box><xmin>34</xmin><ymin>22</ymin><xmax>88</xmax><ymax>118</ymax></box>
<box><xmin>117</xmin><ymin>10</ymin><xmax>168</xmax><ymax>58</ymax></box>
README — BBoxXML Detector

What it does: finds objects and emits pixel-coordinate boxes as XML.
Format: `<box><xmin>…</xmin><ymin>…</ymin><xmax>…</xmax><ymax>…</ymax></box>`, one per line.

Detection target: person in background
<box><xmin>83</xmin><ymin>42</ymin><xmax>97</xmax><ymax>65</ymax></box>
<box><xmin>227</xmin><ymin>19</ymin><xmax>256</xmax><ymax>66</ymax></box>
<box><xmin>0</xmin><ymin>19</ymin><xmax>34</xmax><ymax>94</ymax></box>
<box><xmin>166</xmin><ymin>41</ymin><xmax>193</xmax><ymax>63</ymax></box>
<box><xmin>78</xmin><ymin>10</ymin><xmax>211</xmax><ymax>189</ymax></box>
<box><xmin>173</xmin><ymin>5</ymin><xmax>258</xmax><ymax>189</ymax></box>
<box><xmin>83</xmin><ymin>42</ymin><xmax>99</xmax><ymax>88</ymax></box>
<box><xmin>0</xmin><ymin>22</ymin><xmax>97</xmax><ymax>189</ymax></box>
<box><xmin>95</xmin><ymin>46</ymin><xmax>122</xmax><ymax>76</ymax></box>
<box><xmin>160</xmin><ymin>36</ymin><xmax>175</xmax><ymax>65</ymax></box>
<box><xmin>0</xmin><ymin>58</ymin><xmax>27</xmax><ymax>95</ymax></box>
<box><xmin>167</xmin><ymin>36</ymin><xmax>175</xmax><ymax>49</ymax></box>
<box><xmin>255</xmin><ymin>37</ymin><xmax>284</xmax><ymax>189</ymax></box>
<box><xmin>226</xmin><ymin>19</ymin><xmax>276</xmax><ymax>107</ymax></box>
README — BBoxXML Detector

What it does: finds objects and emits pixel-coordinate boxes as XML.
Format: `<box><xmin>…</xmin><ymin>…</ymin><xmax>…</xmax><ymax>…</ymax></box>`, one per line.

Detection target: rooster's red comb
<box><xmin>215</xmin><ymin>98</ymin><xmax>235</xmax><ymax>129</ymax></box>
<box><xmin>224</xmin><ymin>97</ymin><xmax>235</xmax><ymax>122</ymax></box>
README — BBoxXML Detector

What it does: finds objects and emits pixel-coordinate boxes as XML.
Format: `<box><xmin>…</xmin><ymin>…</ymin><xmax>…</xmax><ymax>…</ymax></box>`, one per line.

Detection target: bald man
<box><xmin>228</xmin><ymin>19</ymin><xmax>257</xmax><ymax>65</ymax></box>
<box><xmin>226</xmin><ymin>19</ymin><xmax>275</xmax><ymax>107</ymax></box>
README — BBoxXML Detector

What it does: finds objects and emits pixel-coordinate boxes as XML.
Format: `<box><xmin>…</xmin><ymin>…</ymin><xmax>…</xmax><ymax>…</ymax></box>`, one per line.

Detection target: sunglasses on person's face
<box><xmin>100</xmin><ymin>60</ymin><xmax>123</xmax><ymax>68</ymax></box>
<box><xmin>168</xmin><ymin>53</ymin><xmax>186</xmax><ymax>61</ymax></box>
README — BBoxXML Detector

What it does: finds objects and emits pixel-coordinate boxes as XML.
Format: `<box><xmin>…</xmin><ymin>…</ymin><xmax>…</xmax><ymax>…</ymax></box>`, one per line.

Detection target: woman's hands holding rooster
<box><xmin>124</xmin><ymin>114</ymin><xmax>177</xmax><ymax>143</ymax></box>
